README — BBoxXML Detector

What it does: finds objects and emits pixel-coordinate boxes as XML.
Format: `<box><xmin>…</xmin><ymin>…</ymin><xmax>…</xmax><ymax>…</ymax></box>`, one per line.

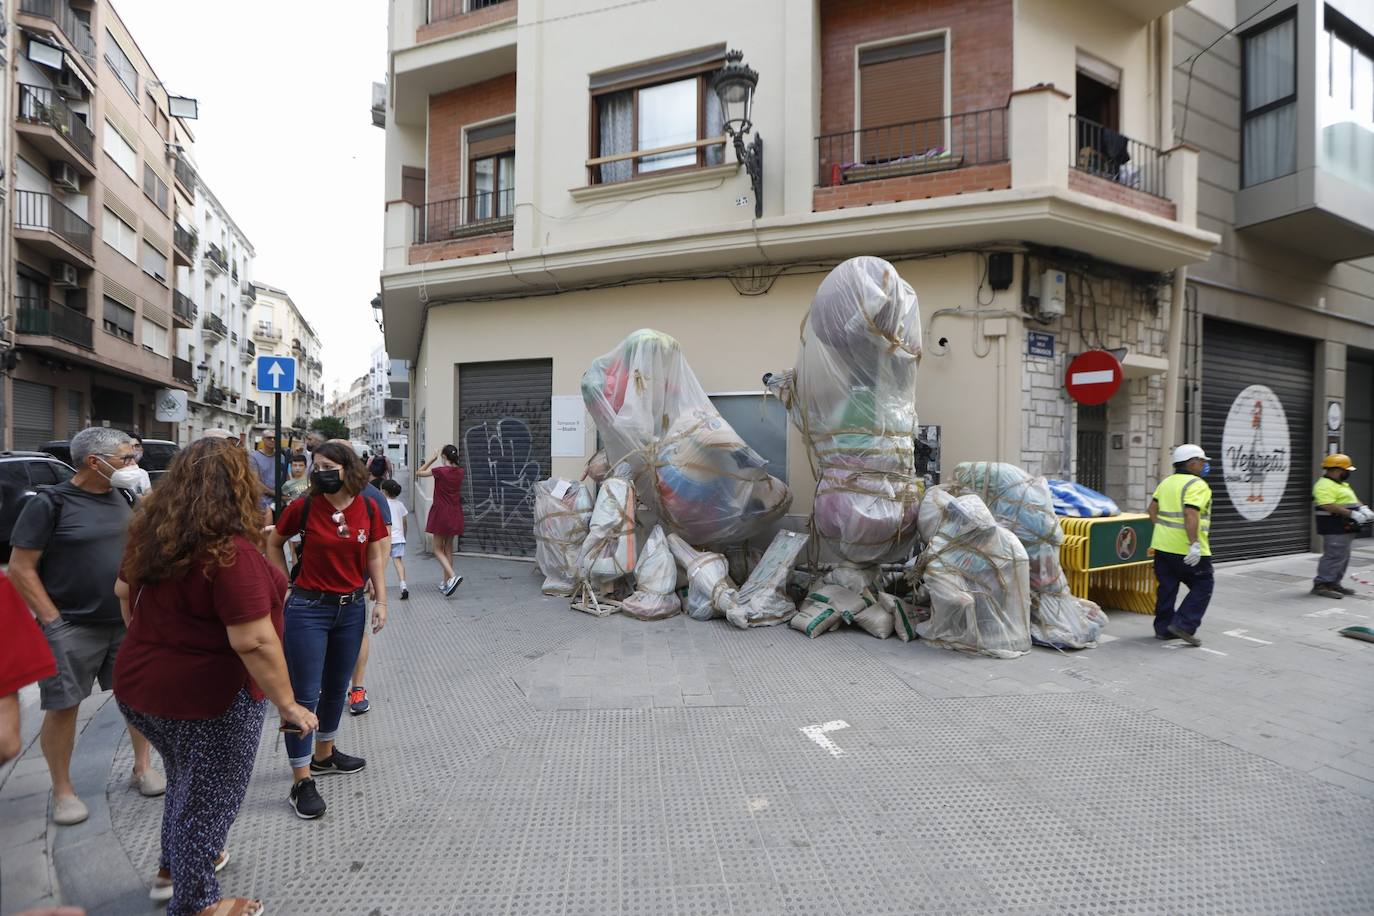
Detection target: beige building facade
<box><xmin>380</xmin><ymin>0</ymin><xmax>1222</xmax><ymax>556</ymax></box>
<box><xmin>252</xmin><ymin>282</ymin><xmax>324</xmax><ymax>442</ymax></box>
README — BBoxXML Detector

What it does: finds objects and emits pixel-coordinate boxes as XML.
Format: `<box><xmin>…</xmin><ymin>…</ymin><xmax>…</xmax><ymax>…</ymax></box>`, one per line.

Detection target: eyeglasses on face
<box><xmin>101</xmin><ymin>454</ymin><xmax>138</xmax><ymax>466</ymax></box>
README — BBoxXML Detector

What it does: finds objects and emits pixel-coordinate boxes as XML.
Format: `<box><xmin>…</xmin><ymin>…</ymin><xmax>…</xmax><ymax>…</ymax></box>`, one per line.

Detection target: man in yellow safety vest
<box><xmin>1312</xmin><ymin>454</ymin><xmax>1372</xmax><ymax>599</ymax></box>
<box><xmin>1148</xmin><ymin>444</ymin><xmax>1213</xmax><ymax>646</ymax></box>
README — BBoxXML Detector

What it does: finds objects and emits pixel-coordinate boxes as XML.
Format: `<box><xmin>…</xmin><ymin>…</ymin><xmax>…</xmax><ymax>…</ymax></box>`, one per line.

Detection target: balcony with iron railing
<box><xmin>202</xmin><ymin>312</ymin><xmax>228</xmax><ymax>339</ymax></box>
<box><xmin>15</xmin><ymin>84</ymin><xmax>96</xmax><ymax>169</ymax></box>
<box><xmin>242</xmin><ymin>339</ymin><xmax>257</xmax><ymax>362</ymax></box>
<box><xmin>17</xmin><ymin>0</ymin><xmax>97</xmax><ymax>69</ymax></box>
<box><xmin>1069</xmin><ymin>114</ymin><xmax>1167</xmax><ymax>201</ymax></box>
<box><xmin>414</xmin><ymin>189</ymin><xmax>515</xmax><ymax>245</ymax></box>
<box><xmin>254</xmin><ymin>321</ymin><xmax>282</xmax><ymax>341</ymax></box>
<box><xmin>173</xmin><ymin>224</ymin><xmax>198</xmax><ymax>262</ymax></box>
<box><xmin>13</xmin><ymin>190</ymin><xmax>94</xmax><ymax>260</ymax></box>
<box><xmin>241</xmin><ymin>283</ymin><xmax>256</xmax><ymax>302</ymax></box>
<box><xmin>15</xmin><ymin>297</ymin><xmax>93</xmax><ymax>349</ymax></box>
<box><xmin>172</xmin><ymin>289</ymin><xmax>197</xmax><ymax>326</ymax></box>
<box><xmin>173</xmin><ymin>154</ymin><xmax>197</xmax><ymax>197</ymax></box>
<box><xmin>204</xmin><ymin>385</ymin><xmax>227</xmax><ymax>406</ymax></box>
<box><xmin>204</xmin><ymin>243</ymin><xmax>228</xmax><ymax>274</ymax></box>
<box><xmin>173</xmin><ymin>356</ymin><xmax>195</xmax><ymax>385</ymax></box>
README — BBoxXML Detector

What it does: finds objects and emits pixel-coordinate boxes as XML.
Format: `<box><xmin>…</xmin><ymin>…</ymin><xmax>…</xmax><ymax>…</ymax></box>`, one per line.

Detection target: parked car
<box><xmin>40</xmin><ymin>438</ymin><xmax>179</xmax><ymax>484</ymax></box>
<box><xmin>0</xmin><ymin>451</ymin><xmax>76</xmax><ymax>561</ymax></box>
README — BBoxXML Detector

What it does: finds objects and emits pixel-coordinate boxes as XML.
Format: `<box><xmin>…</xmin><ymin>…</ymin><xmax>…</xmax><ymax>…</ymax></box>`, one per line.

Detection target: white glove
<box><xmin>1184</xmin><ymin>542</ymin><xmax>1202</xmax><ymax>566</ymax></box>
<box><xmin>1355</xmin><ymin>507</ymin><xmax>1374</xmax><ymax>525</ymax></box>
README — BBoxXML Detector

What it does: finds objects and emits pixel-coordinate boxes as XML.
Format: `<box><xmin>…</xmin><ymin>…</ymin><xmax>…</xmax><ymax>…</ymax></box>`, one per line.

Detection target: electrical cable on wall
<box><xmin>1175</xmin><ymin>0</ymin><xmax>1281</xmax><ymax>145</ymax></box>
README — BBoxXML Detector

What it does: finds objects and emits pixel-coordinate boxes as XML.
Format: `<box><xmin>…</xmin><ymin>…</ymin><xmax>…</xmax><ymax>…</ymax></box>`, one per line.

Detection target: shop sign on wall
<box><xmin>1221</xmin><ymin>384</ymin><xmax>1291</xmax><ymax>521</ymax></box>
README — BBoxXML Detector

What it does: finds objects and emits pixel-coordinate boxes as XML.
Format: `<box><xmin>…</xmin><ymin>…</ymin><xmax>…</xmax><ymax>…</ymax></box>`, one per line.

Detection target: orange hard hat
<box><xmin>1323</xmin><ymin>453</ymin><xmax>1355</xmax><ymax>471</ymax></box>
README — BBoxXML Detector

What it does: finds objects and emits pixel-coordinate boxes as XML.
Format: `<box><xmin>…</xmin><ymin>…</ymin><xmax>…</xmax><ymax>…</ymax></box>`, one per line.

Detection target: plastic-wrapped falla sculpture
<box><xmin>767</xmin><ymin>257</ymin><xmax>923</xmax><ymax>566</ymax></box>
<box><xmin>582</xmin><ymin>329</ymin><xmax>791</xmax><ymax>545</ymax></box>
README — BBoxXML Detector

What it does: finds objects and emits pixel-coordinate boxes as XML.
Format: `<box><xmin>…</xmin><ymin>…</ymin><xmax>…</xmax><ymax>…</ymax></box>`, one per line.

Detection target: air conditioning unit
<box><xmin>53</xmin><ymin>262</ymin><xmax>79</xmax><ymax>288</ymax></box>
<box><xmin>51</xmin><ymin>161</ymin><xmax>80</xmax><ymax>193</ymax></box>
<box><xmin>55</xmin><ymin>70</ymin><xmax>84</xmax><ymax>99</ymax></box>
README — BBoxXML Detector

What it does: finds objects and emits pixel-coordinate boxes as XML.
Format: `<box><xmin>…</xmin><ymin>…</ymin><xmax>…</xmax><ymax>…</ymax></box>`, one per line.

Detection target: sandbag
<box><xmin>623</xmin><ymin>526</ymin><xmax>681</xmax><ymax>620</ymax></box>
<box><xmin>582</xmin><ymin>329</ymin><xmax>791</xmax><ymax>544</ymax></box>
<box><xmin>790</xmin><ymin>584</ymin><xmax>867</xmax><ymax>638</ymax></box>
<box><xmin>766</xmin><ymin>257</ymin><xmax>922</xmax><ymax>565</ymax></box>
<box><xmin>909</xmin><ymin>486</ymin><xmax>1031</xmax><ymax>658</ymax></box>
<box><xmin>666</xmin><ymin>533</ymin><xmax>740</xmax><ymax>621</ymax></box>
<box><xmin>729</xmin><ymin>529</ymin><xmax>808</xmax><ymax>629</ymax></box>
<box><xmin>533</xmin><ymin>478</ymin><xmax>594</xmax><ymax>596</ymax></box>
<box><xmin>576</xmin><ymin>474</ymin><xmax>637</xmax><ymax>593</ymax></box>
<box><xmin>878</xmin><ymin>592</ymin><xmax>924</xmax><ymax>642</ymax></box>
<box><xmin>954</xmin><ymin>462</ymin><xmax>1106</xmax><ymax>649</ymax></box>
<box><xmin>852</xmin><ymin>602</ymin><xmax>895</xmax><ymax>639</ymax></box>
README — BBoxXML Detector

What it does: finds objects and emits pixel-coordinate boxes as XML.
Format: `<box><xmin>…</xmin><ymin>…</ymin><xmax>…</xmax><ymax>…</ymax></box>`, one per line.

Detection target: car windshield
<box><xmin>140</xmin><ymin>443</ymin><xmax>179</xmax><ymax>472</ymax></box>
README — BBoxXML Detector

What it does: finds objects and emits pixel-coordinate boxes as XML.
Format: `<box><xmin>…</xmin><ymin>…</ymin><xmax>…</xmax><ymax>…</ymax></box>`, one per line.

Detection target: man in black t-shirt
<box><xmin>8</xmin><ymin>427</ymin><xmax>164</xmax><ymax>826</ymax></box>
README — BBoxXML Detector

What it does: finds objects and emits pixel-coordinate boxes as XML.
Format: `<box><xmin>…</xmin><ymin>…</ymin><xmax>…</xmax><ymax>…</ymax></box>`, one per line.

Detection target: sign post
<box><xmin>255</xmin><ymin>355</ymin><xmax>298</xmax><ymax>520</ymax></box>
<box><xmin>1064</xmin><ymin>350</ymin><xmax>1123</xmax><ymax>406</ymax></box>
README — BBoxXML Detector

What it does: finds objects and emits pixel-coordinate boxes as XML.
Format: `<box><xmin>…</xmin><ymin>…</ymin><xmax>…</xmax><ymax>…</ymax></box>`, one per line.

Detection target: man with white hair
<box><xmin>8</xmin><ymin>427</ymin><xmax>164</xmax><ymax>825</ymax></box>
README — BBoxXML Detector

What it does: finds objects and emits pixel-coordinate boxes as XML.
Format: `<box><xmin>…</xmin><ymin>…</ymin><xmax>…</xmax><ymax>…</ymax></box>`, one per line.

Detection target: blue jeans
<box><xmin>281</xmin><ymin>592</ymin><xmax>366</xmax><ymax>767</ymax></box>
<box><xmin>1153</xmin><ymin>551</ymin><xmax>1213</xmax><ymax>637</ymax></box>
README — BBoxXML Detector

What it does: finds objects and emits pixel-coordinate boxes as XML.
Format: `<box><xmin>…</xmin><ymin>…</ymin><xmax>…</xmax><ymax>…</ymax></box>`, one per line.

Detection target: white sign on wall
<box><xmin>551</xmin><ymin>395</ymin><xmax>586</xmax><ymax>458</ymax></box>
<box><xmin>1221</xmin><ymin>384</ymin><xmax>1291</xmax><ymax>521</ymax></box>
<box><xmin>154</xmin><ymin>389</ymin><xmax>188</xmax><ymax>423</ymax></box>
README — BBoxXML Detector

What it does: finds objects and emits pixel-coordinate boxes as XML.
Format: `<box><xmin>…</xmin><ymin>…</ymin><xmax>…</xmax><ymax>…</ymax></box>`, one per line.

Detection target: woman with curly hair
<box><xmin>266</xmin><ymin>439</ymin><xmax>388</xmax><ymax>820</ymax></box>
<box><xmin>114</xmin><ymin>437</ymin><xmax>318</xmax><ymax>916</ymax></box>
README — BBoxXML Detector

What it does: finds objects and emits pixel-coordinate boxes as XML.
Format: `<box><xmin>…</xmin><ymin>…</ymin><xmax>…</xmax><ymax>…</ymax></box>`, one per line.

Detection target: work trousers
<box><xmin>1315</xmin><ymin>532</ymin><xmax>1355</xmax><ymax>587</ymax></box>
<box><xmin>1153</xmin><ymin>551</ymin><xmax>1213</xmax><ymax>637</ymax></box>
<box><xmin>281</xmin><ymin>591</ymin><xmax>366</xmax><ymax>767</ymax></box>
<box><xmin>118</xmin><ymin>689</ymin><xmax>266</xmax><ymax>916</ymax></box>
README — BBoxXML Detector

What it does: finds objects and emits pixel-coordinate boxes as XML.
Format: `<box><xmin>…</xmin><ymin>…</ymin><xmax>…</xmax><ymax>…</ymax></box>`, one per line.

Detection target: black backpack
<box><xmin>289</xmin><ymin>492</ymin><xmax>378</xmax><ymax>583</ymax></box>
<box><xmin>36</xmin><ymin>483</ymin><xmax>135</xmax><ymax>545</ymax></box>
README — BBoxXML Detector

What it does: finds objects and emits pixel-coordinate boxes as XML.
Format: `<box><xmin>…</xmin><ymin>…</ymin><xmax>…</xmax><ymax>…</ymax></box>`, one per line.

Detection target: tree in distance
<box><xmin>310</xmin><ymin>416</ymin><xmax>349</xmax><ymax>440</ymax></box>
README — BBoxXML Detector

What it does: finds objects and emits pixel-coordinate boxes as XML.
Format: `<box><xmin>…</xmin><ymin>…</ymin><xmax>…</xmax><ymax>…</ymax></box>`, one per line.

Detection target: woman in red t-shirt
<box><xmin>417</xmin><ymin>443</ymin><xmax>465</xmax><ymax>596</ymax></box>
<box><xmin>115</xmin><ymin>438</ymin><xmax>317</xmax><ymax>916</ymax></box>
<box><xmin>266</xmin><ymin>441</ymin><xmax>388</xmax><ymax>821</ymax></box>
<box><xmin>0</xmin><ymin>570</ymin><xmax>56</xmax><ymax>765</ymax></box>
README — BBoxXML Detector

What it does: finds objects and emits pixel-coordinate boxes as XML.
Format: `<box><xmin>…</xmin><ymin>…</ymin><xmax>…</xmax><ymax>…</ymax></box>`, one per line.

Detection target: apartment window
<box><xmin>143</xmin><ymin>164</ymin><xmax>169</xmax><ymax>211</ymax></box>
<box><xmin>102</xmin><ymin>121</ymin><xmax>138</xmax><ymax>179</ymax></box>
<box><xmin>467</xmin><ymin>121</ymin><xmax>515</xmax><ymax>219</ymax></box>
<box><xmin>141</xmin><ymin>240</ymin><xmax>168</xmax><ymax>283</ymax></box>
<box><xmin>101</xmin><ymin>208</ymin><xmax>137</xmax><ymax>261</ymax></box>
<box><xmin>104</xmin><ymin>31</ymin><xmax>138</xmax><ymax>100</ymax></box>
<box><xmin>590</xmin><ymin>46</ymin><xmax>726</xmax><ymax>183</ymax></box>
<box><xmin>1242</xmin><ymin>11</ymin><xmax>1298</xmax><ymax>187</ymax></box>
<box><xmin>1322</xmin><ymin>11</ymin><xmax>1374</xmax><ymax>191</ymax></box>
<box><xmin>144</xmin><ymin>90</ymin><xmax>169</xmax><ymax>138</ymax></box>
<box><xmin>102</xmin><ymin>297</ymin><xmax>135</xmax><ymax>341</ymax></box>
<box><xmin>857</xmin><ymin>35</ymin><xmax>947</xmax><ymax>162</ymax></box>
<box><xmin>141</xmin><ymin>318</ymin><xmax>169</xmax><ymax>356</ymax></box>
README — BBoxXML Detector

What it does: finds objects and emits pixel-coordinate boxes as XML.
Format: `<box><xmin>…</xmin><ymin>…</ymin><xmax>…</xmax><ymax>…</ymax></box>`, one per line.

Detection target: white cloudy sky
<box><xmin>112</xmin><ymin>0</ymin><xmax>387</xmax><ymax>397</ymax></box>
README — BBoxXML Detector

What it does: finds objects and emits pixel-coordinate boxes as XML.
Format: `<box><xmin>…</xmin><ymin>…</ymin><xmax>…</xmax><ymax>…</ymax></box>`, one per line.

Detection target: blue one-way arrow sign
<box><xmin>256</xmin><ymin>355</ymin><xmax>297</xmax><ymax>393</ymax></box>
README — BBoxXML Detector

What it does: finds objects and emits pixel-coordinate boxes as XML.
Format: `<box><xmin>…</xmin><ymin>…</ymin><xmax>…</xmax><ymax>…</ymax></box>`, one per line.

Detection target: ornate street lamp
<box><xmin>711</xmin><ymin>50</ymin><xmax>763</xmax><ymax>219</ymax></box>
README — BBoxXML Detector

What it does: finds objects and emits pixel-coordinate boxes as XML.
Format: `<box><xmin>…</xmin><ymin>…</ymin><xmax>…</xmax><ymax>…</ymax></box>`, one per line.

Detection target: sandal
<box><xmin>196</xmin><ymin>898</ymin><xmax>264</xmax><ymax>916</ymax></box>
<box><xmin>150</xmin><ymin>850</ymin><xmax>230</xmax><ymax>902</ymax></box>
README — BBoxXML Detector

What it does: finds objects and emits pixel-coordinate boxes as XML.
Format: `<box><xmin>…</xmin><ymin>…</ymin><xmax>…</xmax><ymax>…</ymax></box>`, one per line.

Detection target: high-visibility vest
<box><xmin>1151</xmin><ymin>472</ymin><xmax>1212</xmax><ymax>556</ymax></box>
<box><xmin>1313</xmin><ymin>476</ymin><xmax>1359</xmax><ymax>535</ymax></box>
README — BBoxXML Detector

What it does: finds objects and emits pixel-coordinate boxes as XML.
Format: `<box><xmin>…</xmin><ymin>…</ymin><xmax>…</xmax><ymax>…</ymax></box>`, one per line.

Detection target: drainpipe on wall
<box><xmin>1159</xmin><ymin>267</ymin><xmax>1189</xmax><ymax>475</ymax></box>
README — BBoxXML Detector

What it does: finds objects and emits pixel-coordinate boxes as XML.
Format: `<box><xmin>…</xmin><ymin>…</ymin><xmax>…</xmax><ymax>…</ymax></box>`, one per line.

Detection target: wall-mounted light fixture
<box><xmin>711</xmin><ymin>50</ymin><xmax>763</xmax><ymax>219</ymax></box>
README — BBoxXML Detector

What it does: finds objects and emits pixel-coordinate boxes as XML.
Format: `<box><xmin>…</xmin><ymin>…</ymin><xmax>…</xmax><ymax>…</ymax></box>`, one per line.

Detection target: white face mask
<box><xmin>99</xmin><ymin>457</ymin><xmax>142</xmax><ymax>490</ymax></box>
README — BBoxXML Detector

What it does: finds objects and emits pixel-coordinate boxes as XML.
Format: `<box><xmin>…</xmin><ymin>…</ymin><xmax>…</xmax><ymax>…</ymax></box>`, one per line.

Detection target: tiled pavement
<box><xmin>3</xmin><ymin>545</ymin><xmax>1374</xmax><ymax>915</ymax></box>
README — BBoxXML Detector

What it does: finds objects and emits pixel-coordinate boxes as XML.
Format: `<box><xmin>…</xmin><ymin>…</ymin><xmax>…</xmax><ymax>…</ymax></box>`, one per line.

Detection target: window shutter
<box><xmin>401</xmin><ymin>167</ymin><xmax>425</xmax><ymax>207</ymax></box>
<box><xmin>859</xmin><ymin>39</ymin><xmax>946</xmax><ymax>162</ymax></box>
<box><xmin>468</xmin><ymin>120</ymin><xmax>515</xmax><ymax>158</ymax></box>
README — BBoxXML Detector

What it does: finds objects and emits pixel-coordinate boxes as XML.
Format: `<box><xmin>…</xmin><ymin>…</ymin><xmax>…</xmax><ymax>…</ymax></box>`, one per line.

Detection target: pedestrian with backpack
<box><xmin>266</xmin><ymin>441</ymin><xmax>389</xmax><ymax>820</ymax></box>
<box><xmin>7</xmin><ymin>427</ymin><xmax>163</xmax><ymax>826</ymax></box>
<box><xmin>368</xmin><ymin>452</ymin><xmax>391</xmax><ymax>487</ymax></box>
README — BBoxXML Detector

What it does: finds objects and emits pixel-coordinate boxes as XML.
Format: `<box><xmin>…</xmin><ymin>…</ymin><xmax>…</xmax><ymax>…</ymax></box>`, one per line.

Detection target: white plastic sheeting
<box><xmin>729</xmin><ymin>529</ymin><xmax>808</xmax><ymax>629</ymax></box>
<box><xmin>910</xmin><ymin>486</ymin><xmax>1032</xmax><ymax>658</ymax></box>
<box><xmin>766</xmin><ymin>257</ymin><xmax>923</xmax><ymax>567</ymax></box>
<box><xmin>953</xmin><ymin>462</ymin><xmax>1106</xmax><ymax>649</ymax></box>
<box><xmin>533</xmin><ymin>478</ymin><xmax>594</xmax><ymax>596</ymax></box>
<box><xmin>576</xmin><ymin>475</ymin><xmax>637</xmax><ymax>594</ymax></box>
<box><xmin>623</xmin><ymin>525</ymin><xmax>682</xmax><ymax>620</ymax></box>
<box><xmin>666</xmin><ymin>533</ymin><xmax>740</xmax><ymax>622</ymax></box>
<box><xmin>582</xmin><ymin>329</ymin><xmax>791</xmax><ymax>545</ymax></box>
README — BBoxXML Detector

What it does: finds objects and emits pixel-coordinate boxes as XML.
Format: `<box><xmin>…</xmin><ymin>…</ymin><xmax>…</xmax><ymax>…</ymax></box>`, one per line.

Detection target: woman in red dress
<box><xmin>418</xmin><ymin>444</ymin><xmax>465</xmax><ymax>596</ymax></box>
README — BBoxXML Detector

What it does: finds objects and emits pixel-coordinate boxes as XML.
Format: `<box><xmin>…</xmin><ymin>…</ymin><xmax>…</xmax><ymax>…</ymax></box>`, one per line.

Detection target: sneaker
<box><xmin>150</xmin><ymin>851</ymin><xmax>227</xmax><ymax>901</ymax></box>
<box><xmin>442</xmin><ymin>574</ymin><xmax>465</xmax><ymax>597</ymax></box>
<box><xmin>1312</xmin><ymin>583</ymin><xmax>1345</xmax><ymax>599</ymax></box>
<box><xmin>400</xmin><ymin>587</ymin><xmax>409</xmax><ymax>600</ymax></box>
<box><xmin>51</xmin><ymin>794</ymin><xmax>89</xmax><ymax>826</ymax></box>
<box><xmin>1335</xmin><ymin>583</ymin><xmax>1357</xmax><ymax>596</ymax></box>
<box><xmin>348</xmin><ymin>686</ymin><xmax>370</xmax><ymax>716</ymax></box>
<box><xmin>1154</xmin><ymin>632</ymin><xmax>1179</xmax><ymax>640</ymax></box>
<box><xmin>310</xmin><ymin>748</ymin><xmax>366</xmax><ymax>775</ymax></box>
<box><xmin>1167</xmin><ymin>624</ymin><xmax>1201</xmax><ymax>647</ymax></box>
<box><xmin>130</xmin><ymin>767</ymin><xmax>166</xmax><ymax>797</ymax></box>
<box><xmin>289</xmin><ymin>777</ymin><xmax>326</xmax><ymax>819</ymax></box>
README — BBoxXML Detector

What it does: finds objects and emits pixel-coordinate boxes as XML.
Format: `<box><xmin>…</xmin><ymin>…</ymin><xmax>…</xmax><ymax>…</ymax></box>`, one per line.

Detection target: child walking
<box><xmin>380</xmin><ymin>479</ymin><xmax>409</xmax><ymax>600</ymax></box>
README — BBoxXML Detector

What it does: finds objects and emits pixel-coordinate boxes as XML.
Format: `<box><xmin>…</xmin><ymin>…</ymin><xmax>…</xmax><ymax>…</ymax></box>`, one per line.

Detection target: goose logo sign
<box><xmin>1221</xmin><ymin>384</ymin><xmax>1291</xmax><ymax>521</ymax></box>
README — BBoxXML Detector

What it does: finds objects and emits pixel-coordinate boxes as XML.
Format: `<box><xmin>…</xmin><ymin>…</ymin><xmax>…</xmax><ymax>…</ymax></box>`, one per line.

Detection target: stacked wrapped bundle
<box><xmin>952</xmin><ymin>462</ymin><xmax>1106</xmax><ymax>649</ymax></box>
<box><xmin>533</xmin><ymin>478</ymin><xmax>595</xmax><ymax>596</ymax></box>
<box><xmin>766</xmin><ymin>257</ymin><xmax>923</xmax><ymax>569</ymax></box>
<box><xmin>573</xmin><ymin>471</ymin><xmax>638</xmax><ymax>615</ymax></box>
<box><xmin>909</xmin><ymin>486</ymin><xmax>1031</xmax><ymax>658</ymax></box>
<box><xmin>582</xmin><ymin>329</ymin><xmax>791</xmax><ymax>545</ymax></box>
<box><xmin>623</xmin><ymin>526</ymin><xmax>682</xmax><ymax>621</ymax></box>
<box><xmin>666</xmin><ymin>533</ymin><xmax>741</xmax><ymax>622</ymax></box>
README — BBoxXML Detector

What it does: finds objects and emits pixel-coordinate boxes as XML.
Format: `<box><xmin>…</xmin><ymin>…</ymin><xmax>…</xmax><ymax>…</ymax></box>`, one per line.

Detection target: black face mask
<box><xmin>1339</xmin><ymin>470</ymin><xmax>1352</xmax><ymax>482</ymax></box>
<box><xmin>311</xmin><ymin>469</ymin><xmax>344</xmax><ymax>494</ymax></box>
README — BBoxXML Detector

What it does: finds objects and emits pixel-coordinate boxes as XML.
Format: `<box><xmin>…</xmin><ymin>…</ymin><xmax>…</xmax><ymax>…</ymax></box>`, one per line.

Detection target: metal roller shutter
<box><xmin>1201</xmin><ymin>319</ymin><xmax>1314</xmax><ymax>560</ymax></box>
<box><xmin>12</xmin><ymin>380</ymin><xmax>55</xmax><ymax>451</ymax></box>
<box><xmin>457</xmin><ymin>359</ymin><xmax>552</xmax><ymax>557</ymax></box>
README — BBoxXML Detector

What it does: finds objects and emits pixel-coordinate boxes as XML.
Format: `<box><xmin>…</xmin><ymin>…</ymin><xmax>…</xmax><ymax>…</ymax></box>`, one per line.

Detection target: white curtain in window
<box><xmin>598</xmin><ymin>91</ymin><xmax>634</xmax><ymax>183</ymax></box>
<box><xmin>1244</xmin><ymin>17</ymin><xmax>1295</xmax><ymax>110</ymax></box>
<box><xmin>1243</xmin><ymin>17</ymin><xmax>1297</xmax><ymax>186</ymax></box>
<box><xmin>705</xmin><ymin>84</ymin><xmax>724</xmax><ymax>166</ymax></box>
<box><xmin>1244</xmin><ymin>104</ymin><xmax>1297</xmax><ymax>185</ymax></box>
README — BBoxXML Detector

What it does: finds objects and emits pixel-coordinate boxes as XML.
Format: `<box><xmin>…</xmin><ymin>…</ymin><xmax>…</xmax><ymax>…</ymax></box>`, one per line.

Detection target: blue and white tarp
<box><xmin>1048</xmin><ymin>480</ymin><xmax>1120</xmax><ymax>518</ymax></box>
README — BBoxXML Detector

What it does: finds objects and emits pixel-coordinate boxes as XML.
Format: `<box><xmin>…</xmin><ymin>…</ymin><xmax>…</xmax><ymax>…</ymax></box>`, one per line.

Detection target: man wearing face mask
<box><xmin>1312</xmin><ymin>454</ymin><xmax>1372</xmax><ymax>599</ymax></box>
<box><xmin>8</xmin><ymin>427</ymin><xmax>164</xmax><ymax>826</ymax></box>
<box><xmin>1148</xmin><ymin>444</ymin><xmax>1214</xmax><ymax>647</ymax></box>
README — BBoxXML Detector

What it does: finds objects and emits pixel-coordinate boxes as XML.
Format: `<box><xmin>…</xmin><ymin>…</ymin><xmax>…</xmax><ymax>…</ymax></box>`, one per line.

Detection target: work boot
<box><xmin>1312</xmin><ymin>583</ymin><xmax>1344</xmax><ymax>599</ymax></box>
<box><xmin>1166</xmin><ymin>624</ymin><xmax>1201</xmax><ymax>647</ymax></box>
<box><xmin>1334</xmin><ymin>583</ymin><xmax>1357</xmax><ymax>596</ymax></box>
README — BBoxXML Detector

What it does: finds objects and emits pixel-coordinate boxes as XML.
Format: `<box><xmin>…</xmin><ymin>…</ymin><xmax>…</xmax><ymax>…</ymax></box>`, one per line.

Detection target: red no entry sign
<box><xmin>1065</xmin><ymin>350</ymin><xmax>1123</xmax><ymax>405</ymax></box>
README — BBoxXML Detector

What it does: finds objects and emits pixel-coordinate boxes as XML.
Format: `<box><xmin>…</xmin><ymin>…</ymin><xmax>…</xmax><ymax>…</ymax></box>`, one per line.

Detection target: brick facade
<box><xmin>427</xmin><ymin>73</ymin><xmax>518</xmax><ymax>204</ymax></box>
<box><xmin>416</xmin><ymin>0</ymin><xmax>518</xmax><ymax>44</ymax></box>
<box><xmin>409</xmin><ymin>232</ymin><xmax>514</xmax><ymax>263</ymax></box>
<box><xmin>813</xmin><ymin>163</ymin><xmax>1010</xmax><ymax>211</ymax></box>
<box><xmin>1068</xmin><ymin>169</ymin><xmax>1178</xmax><ymax>221</ymax></box>
<box><xmin>819</xmin><ymin>0</ymin><xmax>1013</xmax><ymax>139</ymax></box>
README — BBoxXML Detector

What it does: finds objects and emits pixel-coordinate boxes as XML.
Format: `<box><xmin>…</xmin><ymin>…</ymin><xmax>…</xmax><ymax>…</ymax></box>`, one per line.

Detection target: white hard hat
<box><xmin>1171</xmin><ymin>444</ymin><xmax>1209</xmax><ymax>464</ymax></box>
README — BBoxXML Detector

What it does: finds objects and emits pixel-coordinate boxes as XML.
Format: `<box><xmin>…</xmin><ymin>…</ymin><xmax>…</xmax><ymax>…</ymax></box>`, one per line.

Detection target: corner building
<box><xmin>380</xmin><ymin>0</ymin><xmax>1222</xmax><ymax>556</ymax></box>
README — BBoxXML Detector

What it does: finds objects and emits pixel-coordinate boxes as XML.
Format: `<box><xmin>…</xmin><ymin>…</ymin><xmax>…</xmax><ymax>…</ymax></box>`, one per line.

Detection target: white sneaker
<box><xmin>52</xmin><ymin>794</ymin><xmax>89</xmax><ymax>826</ymax></box>
<box><xmin>442</xmin><ymin>575</ymin><xmax>464</xmax><ymax>596</ymax></box>
<box><xmin>131</xmin><ymin>767</ymin><xmax>166</xmax><ymax>797</ymax></box>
